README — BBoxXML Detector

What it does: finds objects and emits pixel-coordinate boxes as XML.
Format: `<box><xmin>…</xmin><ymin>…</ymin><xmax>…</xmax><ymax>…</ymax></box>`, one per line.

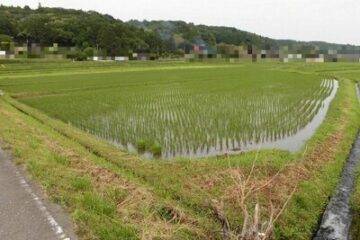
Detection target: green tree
<box><xmin>20</xmin><ymin>14</ymin><xmax>53</xmax><ymax>44</ymax></box>
<box><xmin>83</xmin><ymin>47</ymin><xmax>94</xmax><ymax>57</ymax></box>
<box><xmin>97</xmin><ymin>25</ymin><xmax>118</xmax><ymax>56</ymax></box>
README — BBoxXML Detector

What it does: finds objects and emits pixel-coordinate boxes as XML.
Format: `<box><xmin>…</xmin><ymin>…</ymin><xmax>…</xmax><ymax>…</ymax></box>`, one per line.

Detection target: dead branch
<box><xmin>212</xmin><ymin>157</ymin><xmax>297</xmax><ymax>240</ymax></box>
<box><xmin>211</xmin><ymin>199</ymin><xmax>231</xmax><ymax>240</ymax></box>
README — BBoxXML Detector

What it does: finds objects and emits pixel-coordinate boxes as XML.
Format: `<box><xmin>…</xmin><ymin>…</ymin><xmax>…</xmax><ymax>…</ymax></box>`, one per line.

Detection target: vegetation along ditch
<box><xmin>314</xmin><ymin>83</ymin><xmax>360</xmax><ymax>240</ymax></box>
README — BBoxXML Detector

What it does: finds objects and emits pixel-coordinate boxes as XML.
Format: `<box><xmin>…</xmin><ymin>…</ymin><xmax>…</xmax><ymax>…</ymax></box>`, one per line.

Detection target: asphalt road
<box><xmin>0</xmin><ymin>147</ymin><xmax>76</xmax><ymax>240</ymax></box>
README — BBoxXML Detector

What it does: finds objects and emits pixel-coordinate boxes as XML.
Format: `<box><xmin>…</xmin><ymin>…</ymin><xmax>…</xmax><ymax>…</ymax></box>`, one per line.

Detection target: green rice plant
<box><xmin>150</xmin><ymin>142</ymin><xmax>162</xmax><ymax>158</ymax></box>
<box><xmin>136</xmin><ymin>139</ymin><xmax>148</xmax><ymax>153</ymax></box>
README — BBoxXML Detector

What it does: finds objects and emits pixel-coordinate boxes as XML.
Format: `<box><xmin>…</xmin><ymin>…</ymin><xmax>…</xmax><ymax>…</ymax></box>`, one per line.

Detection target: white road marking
<box><xmin>14</xmin><ymin>170</ymin><xmax>70</xmax><ymax>240</ymax></box>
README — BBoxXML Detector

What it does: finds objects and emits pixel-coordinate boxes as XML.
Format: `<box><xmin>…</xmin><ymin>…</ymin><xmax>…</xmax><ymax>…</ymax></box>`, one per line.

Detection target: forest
<box><xmin>0</xmin><ymin>4</ymin><xmax>357</xmax><ymax>57</ymax></box>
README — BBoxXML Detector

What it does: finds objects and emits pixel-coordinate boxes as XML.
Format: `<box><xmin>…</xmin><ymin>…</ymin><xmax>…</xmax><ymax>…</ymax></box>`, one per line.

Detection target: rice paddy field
<box><xmin>0</xmin><ymin>61</ymin><xmax>337</xmax><ymax>158</ymax></box>
<box><xmin>0</xmin><ymin>59</ymin><xmax>359</xmax><ymax>239</ymax></box>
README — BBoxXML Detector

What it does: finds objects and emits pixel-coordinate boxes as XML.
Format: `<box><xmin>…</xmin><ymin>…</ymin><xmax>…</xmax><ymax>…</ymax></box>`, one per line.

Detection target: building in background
<box><xmin>0</xmin><ymin>41</ymin><xmax>359</xmax><ymax>63</ymax></box>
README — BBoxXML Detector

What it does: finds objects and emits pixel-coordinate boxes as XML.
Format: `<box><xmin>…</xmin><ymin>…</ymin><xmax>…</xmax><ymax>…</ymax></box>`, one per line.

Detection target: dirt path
<box><xmin>0</xmin><ymin>147</ymin><xmax>77</xmax><ymax>240</ymax></box>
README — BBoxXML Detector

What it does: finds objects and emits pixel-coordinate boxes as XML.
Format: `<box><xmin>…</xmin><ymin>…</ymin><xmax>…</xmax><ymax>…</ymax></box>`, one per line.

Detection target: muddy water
<box><xmin>313</xmin><ymin>83</ymin><xmax>360</xmax><ymax>240</ymax></box>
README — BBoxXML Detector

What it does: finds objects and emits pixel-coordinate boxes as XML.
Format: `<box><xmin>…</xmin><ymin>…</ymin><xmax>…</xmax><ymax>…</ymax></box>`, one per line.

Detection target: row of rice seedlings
<box><xmin>71</xmin><ymin>79</ymin><xmax>335</xmax><ymax>158</ymax></box>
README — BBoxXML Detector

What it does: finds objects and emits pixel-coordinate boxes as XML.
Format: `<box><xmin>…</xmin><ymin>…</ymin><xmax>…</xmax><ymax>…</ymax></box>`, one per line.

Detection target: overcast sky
<box><xmin>2</xmin><ymin>0</ymin><xmax>359</xmax><ymax>45</ymax></box>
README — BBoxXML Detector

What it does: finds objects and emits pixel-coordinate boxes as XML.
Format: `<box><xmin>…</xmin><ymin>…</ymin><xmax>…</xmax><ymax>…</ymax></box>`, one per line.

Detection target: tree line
<box><xmin>0</xmin><ymin>5</ymin><xmax>357</xmax><ymax>59</ymax></box>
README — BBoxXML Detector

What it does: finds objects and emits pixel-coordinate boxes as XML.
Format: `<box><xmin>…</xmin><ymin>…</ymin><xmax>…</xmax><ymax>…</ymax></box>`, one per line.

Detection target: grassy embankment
<box><xmin>347</xmin><ymin>75</ymin><xmax>360</xmax><ymax>240</ymax></box>
<box><xmin>0</xmin><ymin>61</ymin><xmax>359</xmax><ymax>239</ymax></box>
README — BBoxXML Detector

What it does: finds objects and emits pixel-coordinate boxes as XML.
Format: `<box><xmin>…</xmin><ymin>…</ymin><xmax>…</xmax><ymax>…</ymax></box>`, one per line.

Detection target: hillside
<box><xmin>0</xmin><ymin>4</ymin><xmax>358</xmax><ymax>57</ymax></box>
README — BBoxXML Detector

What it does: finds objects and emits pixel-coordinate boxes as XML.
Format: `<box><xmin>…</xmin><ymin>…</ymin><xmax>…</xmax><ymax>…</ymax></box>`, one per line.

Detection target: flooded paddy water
<box><xmin>78</xmin><ymin>79</ymin><xmax>338</xmax><ymax>159</ymax></box>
